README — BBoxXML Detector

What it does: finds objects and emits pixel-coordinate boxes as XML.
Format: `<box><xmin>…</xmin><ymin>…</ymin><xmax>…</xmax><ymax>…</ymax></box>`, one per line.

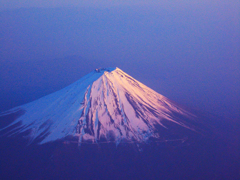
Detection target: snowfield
<box><xmin>1</xmin><ymin>67</ymin><xmax>204</xmax><ymax>146</ymax></box>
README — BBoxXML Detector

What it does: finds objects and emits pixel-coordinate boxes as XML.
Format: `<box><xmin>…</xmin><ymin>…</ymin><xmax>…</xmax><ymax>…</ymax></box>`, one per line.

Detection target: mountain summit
<box><xmin>1</xmin><ymin>67</ymin><xmax>207</xmax><ymax>146</ymax></box>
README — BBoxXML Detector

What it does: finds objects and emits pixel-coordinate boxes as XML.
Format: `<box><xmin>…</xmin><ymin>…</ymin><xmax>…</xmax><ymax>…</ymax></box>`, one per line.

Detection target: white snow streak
<box><xmin>0</xmin><ymin>67</ymin><xmax>197</xmax><ymax>145</ymax></box>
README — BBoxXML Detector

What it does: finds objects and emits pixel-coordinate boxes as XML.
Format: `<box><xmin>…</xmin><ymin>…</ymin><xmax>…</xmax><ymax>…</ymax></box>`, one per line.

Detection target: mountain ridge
<box><xmin>0</xmin><ymin>67</ymin><xmax>208</xmax><ymax>146</ymax></box>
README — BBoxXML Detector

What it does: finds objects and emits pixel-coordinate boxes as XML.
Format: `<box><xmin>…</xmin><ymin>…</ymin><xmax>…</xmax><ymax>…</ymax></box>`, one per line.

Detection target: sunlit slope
<box><xmin>1</xmin><ymin>67</ymin><xmax>206</xmax><ymax>145</ymax></box>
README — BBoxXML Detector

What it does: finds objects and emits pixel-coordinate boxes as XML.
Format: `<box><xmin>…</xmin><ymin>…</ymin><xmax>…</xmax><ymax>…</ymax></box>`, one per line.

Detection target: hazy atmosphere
<box><xmin>0</xmin><ymin>1</ymin><xmax>240</xmax><ymax>180</ymax></box>
<box><xmin>0</xmin><ymin>0</ymin><xmax>239</xmax><ymax>120</ymax></box>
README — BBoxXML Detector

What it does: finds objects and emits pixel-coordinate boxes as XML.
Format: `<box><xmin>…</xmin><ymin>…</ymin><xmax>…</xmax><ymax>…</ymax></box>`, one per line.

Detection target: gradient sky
<box><xmin>0</xmin><ymin>0</ymin><xmax>239</xmax><ymax>9</ymax></box>
<box><xmin>0</xmin><ymin>1</ymin><xmax>239</xmax><ymax>120</ymax></box>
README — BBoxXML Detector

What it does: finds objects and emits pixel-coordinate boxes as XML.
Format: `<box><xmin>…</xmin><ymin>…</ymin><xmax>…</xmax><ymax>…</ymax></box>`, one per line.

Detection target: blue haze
<box><xmin>0</xmin><ymin>2</ymin><xmax>240</xmax><ymax>180</ymax></box>
<box><xmin>0</xmin><ymin>1</ymin><xmax>239</xmax><ymax>121</ymax></box>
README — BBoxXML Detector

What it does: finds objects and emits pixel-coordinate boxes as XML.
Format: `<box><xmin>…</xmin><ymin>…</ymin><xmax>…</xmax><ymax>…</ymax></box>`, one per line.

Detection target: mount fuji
<box><xmin>0</xmin><ymin>67</ymin><xmax>211</xmax><ymax>146</ymax></box>
<box><xmin>1</xmin><ymin>67</ymin><xmax>238</xmax><ymax>180</ymax></box>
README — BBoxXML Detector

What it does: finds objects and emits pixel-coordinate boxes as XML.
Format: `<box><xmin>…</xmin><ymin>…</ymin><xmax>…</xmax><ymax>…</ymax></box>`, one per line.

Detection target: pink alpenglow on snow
<box><xmin>0</xmin><ymin>67</ymin><xmax>206</xmax><ymax>146</ymax></box>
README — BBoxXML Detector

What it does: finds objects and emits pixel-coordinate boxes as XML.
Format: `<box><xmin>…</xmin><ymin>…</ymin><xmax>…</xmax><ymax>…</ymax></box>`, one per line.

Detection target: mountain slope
<box><xmin>0</xmin><ymin>67</ymin><xmax>207</xmax><ymax>145</ymax></box>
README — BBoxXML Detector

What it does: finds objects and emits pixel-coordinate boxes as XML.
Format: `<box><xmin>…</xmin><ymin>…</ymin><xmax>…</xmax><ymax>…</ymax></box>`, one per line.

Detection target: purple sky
<box><xmin>0</xmin><ymin>1</ymin><xmax>239</xmax><ymax>120</ymax></box>
<box><xmin>0</xmin><ymin>0</ymin><xmax>239</xmax><ymax>9</ymax></box>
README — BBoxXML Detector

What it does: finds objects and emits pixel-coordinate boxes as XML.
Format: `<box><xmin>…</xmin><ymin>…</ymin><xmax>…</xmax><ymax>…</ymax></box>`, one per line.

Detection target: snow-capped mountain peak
<box><xmin>1</xmin><ymin>67</ymin><xmax>202</xmax><ymax>146</ymax></box>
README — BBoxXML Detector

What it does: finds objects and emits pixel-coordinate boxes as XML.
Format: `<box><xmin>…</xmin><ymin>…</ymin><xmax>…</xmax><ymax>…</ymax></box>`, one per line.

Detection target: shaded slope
<box><xmin>0</xmin><ymin>67</ymin><xmax>209</xmax><ymax>145</ymax></box>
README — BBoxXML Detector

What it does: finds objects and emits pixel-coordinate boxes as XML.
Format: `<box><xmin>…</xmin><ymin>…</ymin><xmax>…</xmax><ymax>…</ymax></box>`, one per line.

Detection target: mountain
<box><xmin>1</xmin><ymin>67</ymin><xmax>239</xmax><ymax>180</ymax></box>
<box><xmin>0</xmin><ymin>67</ymin><xmax>210</xmax><ymax>146</ymax></box>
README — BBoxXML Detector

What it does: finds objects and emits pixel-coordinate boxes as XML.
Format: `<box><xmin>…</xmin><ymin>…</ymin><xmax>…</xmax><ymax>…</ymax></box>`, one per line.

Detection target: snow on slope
<box><xmin>0</xmin><ymin>67</ymin><xmax>199</xmax><ymax>145</ymax></box>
